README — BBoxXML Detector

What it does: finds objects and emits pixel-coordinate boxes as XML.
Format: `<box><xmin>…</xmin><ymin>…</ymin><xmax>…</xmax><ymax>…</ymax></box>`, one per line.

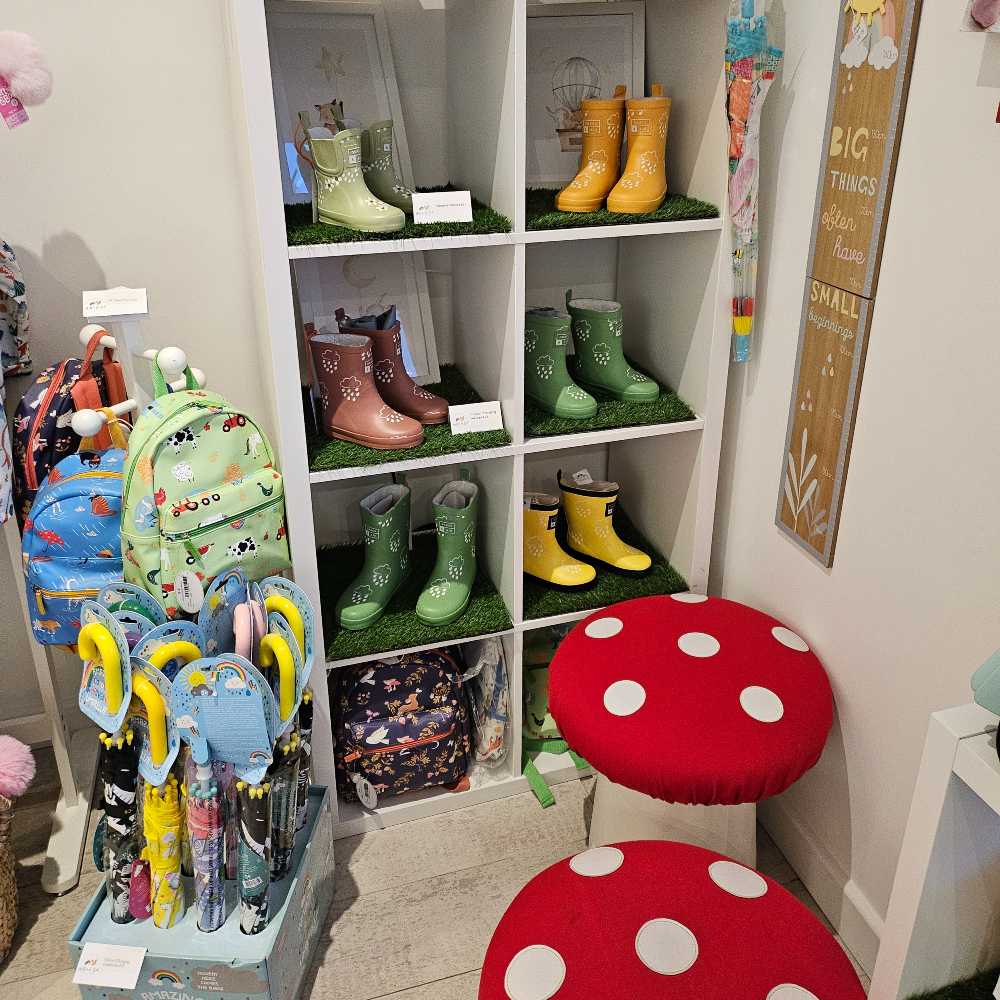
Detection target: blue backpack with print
<box><xmin>333</xmin><ymin>648</ymin><xmax>472</xmax><ymax>806</ymax></box>
<box><xmin>22</xmin><ymin>446</ymin><xmax>125</xmax><ymax>644</ymax></box>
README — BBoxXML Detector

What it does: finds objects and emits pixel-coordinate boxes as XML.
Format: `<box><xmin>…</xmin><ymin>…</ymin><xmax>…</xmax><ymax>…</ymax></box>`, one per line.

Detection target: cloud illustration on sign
<box><xmin>175</xmin><ymin>714</ymin><xmax>196</xmax><ymax>729</ymax></box>
<box><xmin>840</xmin><ymin>22</ymin><xmax>870</xmax><ymax>68</ymax></box>
<box><xmin>868</xmin><ymin>36</ymin><xmax>898</xmax><ymax>70</ymax></box>
<box><xmin>224</xmin><ymin>676</ymin><xmax>247</xmax><ymax>690</ymax></box>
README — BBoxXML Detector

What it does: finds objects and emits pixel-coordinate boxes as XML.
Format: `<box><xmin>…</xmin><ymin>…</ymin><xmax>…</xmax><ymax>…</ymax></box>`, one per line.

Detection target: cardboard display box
<box><xmin>69</xmin><ymin>786</ymin><xmax>334</xmax><ymax>1000</ymax></box>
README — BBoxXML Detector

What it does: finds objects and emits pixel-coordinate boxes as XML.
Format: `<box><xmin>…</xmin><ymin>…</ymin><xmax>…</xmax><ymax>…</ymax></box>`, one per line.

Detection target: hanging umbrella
<box><xmin>236</xmin><ymin>780</ymin><xmax>271</xmax><ymax>935</ymax></box>
<box><xmin>100</xmin><ymin>730</ymin><xmax>140</xmax><ymax>924</ymax></box>
<box><xmin>187</xmin><ymin>766</ymin><xmax>226</xmax><ymax>932</ymax></box>
<box><xmin>295</xmin><ymin>689</ymin><xmax>313</xmax><ymax>832</ymax></box>
<box><xmin>726</xmin><ymin>0</ymin><xmax>783</xmax><ymax>363</ymax></box>
<box><xmin>143</xmin><ymin>776</ymin><xmax>185</xmax><ymax>928</ymax></box>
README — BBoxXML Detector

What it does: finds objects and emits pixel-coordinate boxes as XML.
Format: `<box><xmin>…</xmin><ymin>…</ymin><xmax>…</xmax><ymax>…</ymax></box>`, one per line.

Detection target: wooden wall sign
<box><xmin>776</xmin><ymin>0</ymin><xmax>923</xmax><ymax>566</ymax></box>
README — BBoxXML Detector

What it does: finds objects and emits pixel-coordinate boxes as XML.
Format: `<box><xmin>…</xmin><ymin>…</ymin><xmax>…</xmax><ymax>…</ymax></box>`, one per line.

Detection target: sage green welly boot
<box><xmin>524</xmin><ymin>308</ymin><xmax>598</xmax><ymax>419</ymax></box>
<box><xmin>336</xmin><ymin>484</ymin><xmax>411</xmax><ymax>631</ymax></box>
<box><xmin>361</xmin><ymin>121</ymin><xmax>413</xmax><ymax>214</ymax></box>
<box><xmin>309</xmin><ymin>127</ymin><xmax>406</xmax><ymax>233</ymax></box>
<box><xmin>415</xmin><ymin>481</ymin><xmax>478</xmax><ymax>627</ymax></box>
<box><xmin>566</xmin><ymin>291</ymin><xmax>660</xmax><ymax>402</ymax></box>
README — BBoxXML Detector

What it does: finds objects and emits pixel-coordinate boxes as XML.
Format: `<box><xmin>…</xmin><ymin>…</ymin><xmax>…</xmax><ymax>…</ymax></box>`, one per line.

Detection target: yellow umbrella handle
<box><xmin>259</xmin><ymin>633</ymin><xmax>296</xmax><ymax>722</ymax></box>
<box><xmin>132</xmin><ymin>674</ymin><xmax>168</xmax><ymax>766</ymax></box>
<box><xmin>78</xmin><ymin>623</ymin><xmax>123</xmax><ymax>715</ymax></box>
<box><xmin>265</xmin><ymin>594</ymin><xmax>304</xmax><ymax>658</ymax></box>
<box><xmin>148</xmin><ymin>640</ymin><xmax>202</xmax><ymax>672</ymax></box>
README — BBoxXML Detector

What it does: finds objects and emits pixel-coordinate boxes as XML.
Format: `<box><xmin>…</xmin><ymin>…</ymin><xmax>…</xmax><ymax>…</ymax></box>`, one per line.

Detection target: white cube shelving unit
<box><xmin>227</xmin><ymin>0</ymin><xmax>732</xmax><ymax>838</ymax></box>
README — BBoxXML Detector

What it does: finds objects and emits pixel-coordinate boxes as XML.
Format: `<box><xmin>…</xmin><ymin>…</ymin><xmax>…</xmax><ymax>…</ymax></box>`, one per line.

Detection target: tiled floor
<box><xmin>3</xmin><ymin>748</ymin><xmax>870</xmax><ymax>998</ymax></box>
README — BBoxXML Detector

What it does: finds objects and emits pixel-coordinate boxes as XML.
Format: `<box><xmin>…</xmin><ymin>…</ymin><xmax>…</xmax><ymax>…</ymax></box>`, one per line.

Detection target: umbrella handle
<box><xmin>132</xmin><ymin>673</ymin><xmax>168</xmax><ymax>767</ymax></box>
<box><xmin>265</xmin><ymin>595</ymin><xmax>305</xmax><ymax>660</ymax></box>
<box><xmin>148</xmin><ymin>640</ymin><xmax>202</xmax><ymax>673</ymax></box>
<box><xmin>260</xmin><ymin>634</ymin><xmax>296</xmax><ymax>723</ymax></box>
<box><xmin>79</xmin><ymin>623</ymin><xmax>124</xmax><ymax>715</ymax></box>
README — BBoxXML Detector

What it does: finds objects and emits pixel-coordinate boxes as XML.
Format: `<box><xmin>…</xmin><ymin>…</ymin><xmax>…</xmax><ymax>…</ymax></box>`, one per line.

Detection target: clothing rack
<box><xmin>11</xmin><ymin>310</ymin><xmax>204</xmax><ymax>894</ymax></box>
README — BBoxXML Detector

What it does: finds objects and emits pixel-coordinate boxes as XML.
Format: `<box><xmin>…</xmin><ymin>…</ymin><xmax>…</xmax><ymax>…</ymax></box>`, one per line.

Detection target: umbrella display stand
<box><xmin>70</xmin><ymin>787</ymin><xmax>334</xmax><ymax>1000</ymax></box>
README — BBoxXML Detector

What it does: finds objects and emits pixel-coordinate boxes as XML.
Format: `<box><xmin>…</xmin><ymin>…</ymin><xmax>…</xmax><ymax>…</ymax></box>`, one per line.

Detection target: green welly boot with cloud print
<box><xmin>416</xmin><ymin>481</ymin><xmax>479</xmax><ymax>627</ymax></box>
<box><xmin>307</xmin><ymin>125</ymin><xmax>406</xmax><ymax>234</ymax></box>
<box><xmin>566</xmin><ymin>291</ymin><xmax>660</xmax><ymax>403</ymax></box>
<box><xmin>524</xmin><ymin>308</ymin><xmax>598</xmax><ymax>419</ymax></box>
<box><xmin>336</xmin><ymin>484</ymin><xmax>411</xmax><ymax>631</ymax></box>
<box><xmin>361</xmin><ymin>120</ymin><xmax>413</xmax><ymax>214</ymax></box>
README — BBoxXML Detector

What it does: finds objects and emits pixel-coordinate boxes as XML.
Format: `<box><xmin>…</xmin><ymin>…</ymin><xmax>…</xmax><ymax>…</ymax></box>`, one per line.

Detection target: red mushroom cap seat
<box><xmin>479</xmin><ymin>840</ymin><xmax>865</xmax><ymax>1000</ymax></box>
<box><xmin>549</xmin><ymin>596</ymin><xmax>833</xmax><ymax>805</ymax></box>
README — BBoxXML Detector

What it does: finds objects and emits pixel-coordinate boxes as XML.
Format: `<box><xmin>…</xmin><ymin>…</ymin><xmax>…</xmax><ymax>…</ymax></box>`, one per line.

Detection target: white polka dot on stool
<box><xmin>772</xmin><ymin>626</ymin><xmax>810</xmax><ymax>652</ymax></box>
<box><xmin>603</xmin><ymin>680</ymin><xmax>646</xmax><ymax>716</ymax></box>
<box><xmin>504</xmin><ymin>945</ymin><xmax>566</xmax><ymax>1000</ymax></box>
<box><xmin>708</xmin><ymin>860</ymin><xmax>768</xmax><ymax>898</ymax></box>
<box><xmin>740</xmin><ymin>686</ymin><xmax>785</xmax><ymax>723</ymax></box>
<box><xmin>677</xmin><ymin>632</ymin><xmax>720</xmax><ymax>657</ymax></box>
<box><xmin>766</xmin><ymin>985</ymin><xmax>821</xmax><ymax>1000</ymax></box>
<box><xmin>570</xmin><ymin>846</ymin><xmax>624</xmax><ymax>877</ymax></box>
<box><xmin>585</xmin><ymin>616</ymin><xmax>623</xmax><ymax>639</ymax></box>
<box><xmin>671</xmin><ymin>592</ymin><xmax>708</xmax><ymax>603</ymax></box>
<box><xmin>634</xmin><ymin>918</ymin><xmax>699</xmax><ymax>975</ymax></box>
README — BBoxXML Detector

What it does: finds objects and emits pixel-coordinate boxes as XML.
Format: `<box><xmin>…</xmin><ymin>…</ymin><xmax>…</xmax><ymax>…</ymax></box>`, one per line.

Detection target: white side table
<box><xmin>871</xmin><ymin>703</ymin><xmax>1000</xmax><ymax>998</ymax></box>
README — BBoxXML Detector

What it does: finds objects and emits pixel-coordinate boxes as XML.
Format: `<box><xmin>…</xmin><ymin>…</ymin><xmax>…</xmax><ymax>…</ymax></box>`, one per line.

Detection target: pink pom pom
<box><xmin>0</xmin><ymin>735</ymin><xmax>35</xmax><ymax>798</ymax></box>
<box><xmin>0</xmin><ymin>31</ymin><xmax>53</xmax><ymax>107</ymax></box>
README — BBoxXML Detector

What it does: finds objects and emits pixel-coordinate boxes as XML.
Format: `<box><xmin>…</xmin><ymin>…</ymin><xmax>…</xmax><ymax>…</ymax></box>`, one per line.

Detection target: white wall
<box><xmin>0</xmin><ymin>0</ymin><xmax>447</xmax><ymax>733</ymax></box>
<box><xmin>713</xmin><ymin>0</ymin><xmax>1000</xmax><ymax>972</ymax></box>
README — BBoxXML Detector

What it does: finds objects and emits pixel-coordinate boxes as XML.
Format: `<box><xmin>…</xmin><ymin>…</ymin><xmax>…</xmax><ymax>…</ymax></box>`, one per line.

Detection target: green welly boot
<box><xmin>416</xmin><ymin>481</ymin><xmax>478</xmax><ymax>627</ymax></box>
<box><xmin>308</xmin><ymin>126</ymin><xmax>406</xmax><ymax>233</ymax></box>
<box><xmin>361</xmin><ymin>121</ymin><xmax>413</xmax><ymax>214</ymax></box>
<box><xmin>566</xmin><ymin>291</ymin><xmax>660</xmax><ymax>402</ymax></box>
<box><xmin>524</xmin><ymin>308</ymin><xmax>598</xmax><ymax>419</ymax></box>
<box><xmin>336</xmin><ymin>484</ymin><xmax>411</xmax><ymax>631</ymax></box>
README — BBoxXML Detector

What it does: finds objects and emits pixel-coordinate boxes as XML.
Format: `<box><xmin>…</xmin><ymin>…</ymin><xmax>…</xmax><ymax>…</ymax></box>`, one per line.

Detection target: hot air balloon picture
<box><xmin>547</xmin><ymin>56</ymin><xmax>602</xmax><ymax>151</ymax></box>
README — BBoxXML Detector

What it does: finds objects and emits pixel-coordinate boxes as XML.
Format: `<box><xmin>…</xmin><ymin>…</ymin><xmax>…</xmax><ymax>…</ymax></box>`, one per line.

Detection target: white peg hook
<box><xmin>71</xmin><ymin>409</ymin><xmax>107</xmax><ymax>439</ymax></box>
<box><xmin>156</xmin><ymin>346</ymin><xmax>188</xmax><ymax>377</ymax></box>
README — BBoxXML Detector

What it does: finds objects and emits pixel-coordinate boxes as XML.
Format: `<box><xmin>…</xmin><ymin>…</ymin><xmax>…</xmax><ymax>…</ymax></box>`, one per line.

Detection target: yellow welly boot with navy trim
<box><xmin>523</xmin><ymin>493</ymin><xmax>596</xmax><ymax>590</ymax></box>
<box><xmin>558</xmin><ymin>471</ymin><xmax>652</xmax><ymax>575</ymax></box>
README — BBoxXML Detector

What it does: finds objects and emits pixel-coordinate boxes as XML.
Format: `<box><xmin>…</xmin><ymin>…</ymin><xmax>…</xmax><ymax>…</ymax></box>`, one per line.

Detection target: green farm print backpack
<box><xmin>120</xmin><ymin>364</ymin><xmax>291</xmax><ymax>617</ymax></box>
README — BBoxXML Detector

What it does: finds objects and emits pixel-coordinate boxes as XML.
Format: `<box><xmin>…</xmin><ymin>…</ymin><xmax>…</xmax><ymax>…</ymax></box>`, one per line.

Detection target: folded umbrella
<box><xmin>236</xmin><ymin>780</ymin><xmax>271</xmax><ymax>935</ymax></box>
<box><xmin>295</xmin><ymin>689</ymin><xmax>313</xmax><ymax>832</ymax></box>
<box><xmin>187</xmin><ymin>769</ymin><xmax>226</xmax><ymax>932</ymax></box>
<box><xmin>143</xmin><ymin>776</ymin><xmax>185</xmax><ymax>928</ymax></box>
<box><xmin>100</xmin><ymin>730</ymin><xmax>140</xmax><ymax>924</ymax></box>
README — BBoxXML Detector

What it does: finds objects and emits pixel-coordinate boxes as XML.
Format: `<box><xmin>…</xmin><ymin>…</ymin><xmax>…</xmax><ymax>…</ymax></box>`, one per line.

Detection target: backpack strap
<box><xmin>78</xmin><ymin>408</ymin><xmax>127</xmax><ymax>451</ymax></box>
<box><xmin>75</xmin><ymin>328</ymin><xmax>128</xmax><ymax>406</ymax></box>
<box><xmin>150</xmin><ymin>356</ymin><xmax>198</xmax><ymax>398</ymax></box>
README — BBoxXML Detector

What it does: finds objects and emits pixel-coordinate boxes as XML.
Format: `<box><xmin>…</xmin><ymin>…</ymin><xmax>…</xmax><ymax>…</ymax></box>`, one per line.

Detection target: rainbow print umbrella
<box><xmin>726</xmin><ymin>0</ymin><xmax>783</xmax><ymax>362</ymax></box>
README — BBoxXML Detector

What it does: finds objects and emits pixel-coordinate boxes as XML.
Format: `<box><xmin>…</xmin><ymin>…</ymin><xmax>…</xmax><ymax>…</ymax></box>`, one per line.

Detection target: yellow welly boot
<box><xmin>606</xmin><ymin>85</ymin><xmax>671</xmax><ymax>215</ymax></box>
<box><xmin>555</xmin><ymin>86</ymin><xmax>626</xmax><ymax>213</ymax></box>
<box><xmin>523</xmin><ymin>493</ymin><xmax>596</xmax><ymax>590</ymax></box>
<box><xmin>559</xmin><ymin>472</ymin><xmax>652</xmax><ymax>575</ymax></box>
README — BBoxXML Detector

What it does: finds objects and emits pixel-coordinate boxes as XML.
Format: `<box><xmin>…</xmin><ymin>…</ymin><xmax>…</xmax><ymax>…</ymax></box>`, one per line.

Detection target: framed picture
<box><xmin>526</xmin><ymin>2</ymin><xmax>645</xmax><ymax>187</ymax></box>
<box><xmin>267</xmin><ymin>2</ymin><xmax>438</xmax><ymax>385</ymax></box>
<box><xmin>294</xmin><ymin>254</ymin><xmax>441</xmax><ymax>385</ymax></box>
<box><xmin>266</xmin><ymin>1</ymin><xmax>415</xmax><ymax>204</ymax></box>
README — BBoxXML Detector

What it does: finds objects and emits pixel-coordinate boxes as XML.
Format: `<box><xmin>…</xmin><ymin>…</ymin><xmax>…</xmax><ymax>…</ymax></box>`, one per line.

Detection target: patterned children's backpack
<box><xmin>11</xmin><ymin>330</ymin><xmax>127</xmax><ymax>524</ymax></box>
<box><xmin>120</xmin><ymin>361</ymin><xmax>291</xmax><ymax>618</ymax></box>
<box><xmin>333</xmin><ymin>649</ymin><xmax>472</xmax><ymax>807</ymax></box>
<box><xmin>22</xmin><ymin>416</ymin><xmax>127</xmax><ymax>646</ymax></box>
<box><xmin>462</xmin><ymin>638</ymin><xmax>510</xmax><ymax>767</ymax></box>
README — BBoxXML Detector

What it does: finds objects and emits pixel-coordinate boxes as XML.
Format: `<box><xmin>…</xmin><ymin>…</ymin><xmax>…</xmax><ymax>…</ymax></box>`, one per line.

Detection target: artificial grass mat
<box><xmin>286</xmin><ymin>188</ymin><xmax>511</xmax><ymax>246</ymax></box>
<box><xmin>523</xmin><ymin>507</ymin><xmax>687</xmax><ymax>620</ymax></box>
<box><xmin>525</xmin><ymin>364</ymin><xmax>697</xmax><ymax>439</ymax></box>
<box><xmin>526</xmin><ymin>188</ymin><xmax>719</xmax><ymax>231</ymax></box>
<box><xmin>318</xmin><ymin>531</ymin><xmax>512</xmax><ymax>662</ymax></box>
<box><xmin>308</xmin><ymin>365</ymin><xmax>512</xmax><ymax>473</ymax></box>
<box><xmin>906</xmin><ymin>968</ymin><xmax>1000</xmax><ymax>999</ymax></box>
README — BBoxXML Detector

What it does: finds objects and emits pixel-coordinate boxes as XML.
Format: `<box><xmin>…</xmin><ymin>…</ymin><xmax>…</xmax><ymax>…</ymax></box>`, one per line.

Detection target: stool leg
<box><xmin>588</xmin><ymin>773</ymin><xmax>757</xmax><ymax>866</ymax></box>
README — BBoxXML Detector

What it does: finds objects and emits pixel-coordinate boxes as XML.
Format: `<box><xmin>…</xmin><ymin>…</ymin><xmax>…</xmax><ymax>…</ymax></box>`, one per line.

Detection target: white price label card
<box><xmin>412</xmin><ymin>190</ymin><xmax>473</xmax><ymax>224</ymax></box>
<box><xmin>82</xmin><ymin>286</ymin><xmax>148</xmax><ymax>319</ymax></box>
<box><xmin>572</xmin><ymin>468</ymin><xmax>594</xmax><ymax>485</ymax></box>
<box><xmin>448</xmin><ymin>401</ymin><xmax>504</xmax><ymax>435</ymax></box>
<box><xmin>73</xmin><ymin>943</ymin><xmax>147</xmax><ymax>990</ymax></box>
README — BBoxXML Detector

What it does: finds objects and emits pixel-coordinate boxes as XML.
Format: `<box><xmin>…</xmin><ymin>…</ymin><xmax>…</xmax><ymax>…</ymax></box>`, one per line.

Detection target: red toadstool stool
<box><xmin>479</xmin><ymin>840</ymin><xmax>866</xmax><ymax>1000</ymax></box>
